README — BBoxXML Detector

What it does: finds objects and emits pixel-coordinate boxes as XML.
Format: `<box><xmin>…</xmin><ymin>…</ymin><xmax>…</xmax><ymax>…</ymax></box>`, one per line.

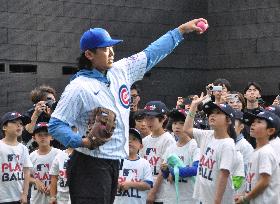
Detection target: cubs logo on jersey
<box><xmin>119</xmin><ymin>84</ymin><xmax>130</xmax><ymax>109</ymax></box>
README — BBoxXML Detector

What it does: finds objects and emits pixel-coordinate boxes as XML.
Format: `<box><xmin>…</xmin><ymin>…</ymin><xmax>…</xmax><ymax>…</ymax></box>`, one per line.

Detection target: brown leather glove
<box><xmin>86</xmin><ymin>107</ymin><xmax>116</xmax><ymax>150</ymax></box>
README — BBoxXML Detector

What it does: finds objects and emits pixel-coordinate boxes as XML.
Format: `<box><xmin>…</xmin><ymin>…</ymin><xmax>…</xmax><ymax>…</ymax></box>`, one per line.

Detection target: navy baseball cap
<box><xmin>243</xmin><ymin>111</ymin><xmax>280</xmax><ymax>133</ymax></box>
<box><xmin>203</xmin><ymin>102</ymin><xmax>235</xmax><ymax>119</ymax></box>
<box><xmin>33</xmin><ymin>122</ymin><xmax>49</xmax><ymax>134</ymax></box>
<box><xmin>234</xmin><ymin>110</ymin><xmax>244</xmax><ymax>122</ymax></box>
<box><xmin>1</xmin><ymin>111</ymin><xmax>30</xmax><ymax>127</ymax></box>
<box><xmin>265</xmin><ymin>105</ymin><xmax>280</xmax><ymax>118</ymax></box>
<box><xmin>129</xmin><ymin>128</ymin><xmax>142</xmax><ymax>144</ymax></box>
<box><xmin>168</xmin><ymin>108</ymin><xmax>187</xmax><ymax>121</ymax></box>
<box><xmin>134</xmin><ymin>109</ymin><xmax>146</xmax><ymax>120</ymax></box>
<box><xmin>144</xmin><ymin>101</ymin><xmax>168</xmax><ymax>116</ymax></box>
<box><xmin>80</xmin><ymin>28</ymin><xmax>123</xmax><ymax>52</ymax></box>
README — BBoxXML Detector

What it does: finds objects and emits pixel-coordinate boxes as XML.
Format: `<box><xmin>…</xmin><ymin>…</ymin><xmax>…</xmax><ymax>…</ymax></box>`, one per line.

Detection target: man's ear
<box><xmin>85</xmin><ymin>50</ymin><xmax>95</xmax><ymax>61</ymax></box>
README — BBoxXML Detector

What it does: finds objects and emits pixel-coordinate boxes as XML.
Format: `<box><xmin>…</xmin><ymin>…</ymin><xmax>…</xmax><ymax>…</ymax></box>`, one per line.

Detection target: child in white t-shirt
<box><xmin>49</xmin><ymin>148</ymin><xmax>73</xmax><ymax>204</ymax></box>
<box><xmin>235</xmin><ymin>111</ymin><xmax>280</xmax><ymax>204</ymax></box>
<box><xmin>160</xmin><ymin>108</ymin><xmax>200</xmax><ymax>204</ymax></box>
<box><xmin>231</xmin><ymin>110</ymin><xmax>251</xmax><ymax>194</ymax></box>
<box><xmin>265</xmin><ymin>105</ymin><xmax>280</xmax><ymax>198</ymax></box>
<box><xmin>0</xmin><ymin>112</ymin><xmax>33</xmax><ymax>204</ymax></box>
<box><xmin>184</xmin><ymin>96</ymin><xmax>238</xmax><ymax>204</ymax></box>
<box><xmin>29</xmin><ymin>122</ymin><xmax>61</xmax><ymax>204</ymax></box>
<box><xmin>234</xmin><ymin>110</ymin><xmax>254</xmax><ymax>173</ymax></box>
<box><xmin>115</xmin><ymin>128</ymin><xmax>153</xmax><ymax>204</ymax></box>
<box><xmin>139</xmin><ymin>101</ymin><xmax>175</xmax><ymax>203</ymax></box>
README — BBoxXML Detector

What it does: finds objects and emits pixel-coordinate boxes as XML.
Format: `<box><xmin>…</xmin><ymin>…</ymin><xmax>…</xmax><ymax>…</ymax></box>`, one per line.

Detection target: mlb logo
<box><xmin>123</xmin><ymin>169</ymin><xmax>137</xmax><ymax>177</ymax></box>
<box><xmin>7</xmin><ymin>154</ymin><xmax>19</xmax><ymax>162</ymax></box>
<box><xmin>37</xmin><ymin>164</ymin><xmax>49</xmax><ymax>171</ymax></box>
<box><xmin>179</xmin><ymin>156</ymin><xmax>184</xmax><ymax>162</ymax></box>
<box><xmin>146</xmin><ymin>148</ymin><xmax>156</xmax><ymax>155</ymax></box>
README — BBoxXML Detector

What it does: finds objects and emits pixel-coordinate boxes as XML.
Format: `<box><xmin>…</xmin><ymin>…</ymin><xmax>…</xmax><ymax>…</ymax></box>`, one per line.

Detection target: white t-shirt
<box><xmin>162</xmin><ymin>139</ymin><xmax>200</xmax><ymax>204</ymax></box>
<box><xmin>232</xmin><ymin>151</ymin><xmax>245</xmax><ymax>195</ymax></box>
<box><xmin>49</xmin><ymin>150</ymin><xmax>71</xmax><ymax>203</ymax></box>
<box><xmin>0</xmin><ymin>140</ymin><xmax>33</xmax><ymax>203</ymax></box>
<box><xmin>192</xmin><ymin>129</ymin><xmax>236</xmax><ymax>204</ymax></box>
<box><xmin>235</xmin><ymin>135</ymin><xmax>254</xmax><ymax>172</ymax></box>
<box><xmin>245</xmin><ymin>144</ymin><xmax>280</xmax><ymax>204</ymax></box>
<box><xmin>270</xmin><ymin>137</ymin><xmax>280</xmax><ymax>163</ymax></box>
<box><xmin>139</xmin><ymin>132</ymin><xmax>175</xmax><ymax>202</ymax></box>
<box><xmin>114</xmin><ymin>157</ymin><xmax>153</xmax><ymax>204</ymax></box>
<box><xmin>30</xmin><ymin>147</ymin><xmax>61</xmax><ymax>204</ymax></box>
<box><xmin>270</xmin><ymin>136</ymin><xmax>280</xmax><ymax>196</ymax></box>
<box><xmin>232</xmin><ymin>151</ymin><xmax>244</xmax><ymax>177</ymax></box>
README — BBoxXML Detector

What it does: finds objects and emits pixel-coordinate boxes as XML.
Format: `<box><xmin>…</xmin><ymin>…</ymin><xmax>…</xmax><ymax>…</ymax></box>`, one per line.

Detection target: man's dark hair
<box><xmin>77</xmin><ymin>49</ymin><xmax>97</xmax><ymax>70</ymax></box>
<box><xmin>243</xmin><ymin>82</ymin><xmax>262</xmax><ymax>94</ymax></box>
<box><xmin>131</xmin><ymin>83</ymin><xmax>140</xmax><ymax>95</ymax></box>
<box><xmin>213</xmin><ymin>78</ymin><xmax>231</xmax><ymax>91</ymax></box>
<box><xmin>30</xmin><ymin>85</ymin><xmax>56</xmax><ymax>104</ymax></box>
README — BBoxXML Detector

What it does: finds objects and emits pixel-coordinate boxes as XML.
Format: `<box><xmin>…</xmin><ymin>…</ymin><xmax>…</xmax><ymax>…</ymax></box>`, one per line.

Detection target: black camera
<box><xmin>45</xmin><ymin>100</ymin><xmax>57</xmax><ymax>111</ymax></box>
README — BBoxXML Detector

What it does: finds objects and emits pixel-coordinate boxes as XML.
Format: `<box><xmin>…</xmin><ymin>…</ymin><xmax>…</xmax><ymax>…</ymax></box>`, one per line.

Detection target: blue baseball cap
<box><xmin>265</xmin><ymin>105</ymin><xmax>280</xmax><ymax>118</ymax></box>
<box><xmin>243</xmin><ymin>111</ymin><xmax>280</xmax><ymax>133</ymax></box>
<box><xmin>234</xmin><ymin>110</ymin><xmax>244</xmax><ymax>122</ymax></box>
<box><xmin>80</xmin><ymin>28</ymin><xmax>123</xmax><ymax>52</ymax></box>
<box><xmin>1</xmin><ymin>111</ymin><xmax>30</xmax><ymax>127</ymax></box>
<box><xmin>168</xmin><ymin>108</ymin><xmax>187</xmax><ymax>121</ymax></box>
<box><xmin>129</xmin><ymin>128</ymin><xmax>142</xmax><ymax>144</ymax></box>
<box><xmin>33</xmin><ymin>122</ymin><xmax>49</xmax><ymax>134</ymax></box>
<box><xmin>144</xmin><ymin>101</ymin><xmax>168</xmax><ymax>116</ymax></box>
<box><xmin>203</xmin><ymin>102</ymin><xmax>235</xmax><ymax>119</ymax></box>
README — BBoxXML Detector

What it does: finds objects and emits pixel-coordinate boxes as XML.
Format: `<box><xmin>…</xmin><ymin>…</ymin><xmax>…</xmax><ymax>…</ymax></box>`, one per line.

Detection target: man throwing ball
<box><xmin>49</xmin><ymin>18</ymin><xmax>208</xmax><ymax>204</ymax></box>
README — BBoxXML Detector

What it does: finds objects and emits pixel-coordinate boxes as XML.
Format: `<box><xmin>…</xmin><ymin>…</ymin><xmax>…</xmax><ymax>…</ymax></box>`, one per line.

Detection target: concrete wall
<box><xmin>207</xmin><ymin>0</ymin><xmax>280</xmax><ymax>97</ymax></box>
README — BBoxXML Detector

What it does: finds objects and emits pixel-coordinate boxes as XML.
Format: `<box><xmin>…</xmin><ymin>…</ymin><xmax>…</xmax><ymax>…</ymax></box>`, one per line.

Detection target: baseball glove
<box><xmin>86</xmin><ymin>107</ymin><xmax>117</xmax><ymax>150</ymax></box>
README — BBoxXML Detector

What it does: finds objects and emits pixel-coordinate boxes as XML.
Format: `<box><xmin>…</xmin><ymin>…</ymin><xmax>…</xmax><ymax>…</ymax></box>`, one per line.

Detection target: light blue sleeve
<box><xmin>144</xmin><ymin>28</ymin><xmax>184</xmax><ymax>71</ymax></box>
<box><xmin>48</xmin><ymin>117</ymin><xmax>83</xmax><ymax>148</ymax></box>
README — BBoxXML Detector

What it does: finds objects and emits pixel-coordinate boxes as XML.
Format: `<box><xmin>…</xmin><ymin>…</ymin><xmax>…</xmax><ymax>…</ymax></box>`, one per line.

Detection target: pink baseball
<box><xmin>196</xmin><ymin>21</ymin><xmax>209</xmax><ymax>32</ymax></box>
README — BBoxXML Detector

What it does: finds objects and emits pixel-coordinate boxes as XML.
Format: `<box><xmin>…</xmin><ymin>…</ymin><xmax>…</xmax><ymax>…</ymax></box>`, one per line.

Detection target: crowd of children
<box><xmin>1</xmin><ymin>79</ymin><xmax>280</xmax><ymax>204</ymax></box>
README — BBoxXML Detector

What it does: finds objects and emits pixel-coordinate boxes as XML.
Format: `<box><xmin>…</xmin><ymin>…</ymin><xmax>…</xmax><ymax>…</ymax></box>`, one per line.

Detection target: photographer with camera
<box><xmin>206</xmin><ymin>78</ymin><xmax>231</xmax><ymax>105</ymax></box>
<box><xmin>22</xmin><ymin>85</ymin><xmax>61</xmax><ymax>152</ymax></box>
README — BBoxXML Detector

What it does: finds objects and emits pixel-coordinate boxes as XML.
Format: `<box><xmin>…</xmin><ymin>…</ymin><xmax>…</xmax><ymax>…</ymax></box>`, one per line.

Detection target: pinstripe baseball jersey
<box><xmin>52</xmin><ymin>52</ymin><xmax>147</xmax><ymax>159</ymax></box>
<box><xmin>49</xmin><ymin>28</ymin><xmax>184</xmax><ymax>160</ymax></box>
